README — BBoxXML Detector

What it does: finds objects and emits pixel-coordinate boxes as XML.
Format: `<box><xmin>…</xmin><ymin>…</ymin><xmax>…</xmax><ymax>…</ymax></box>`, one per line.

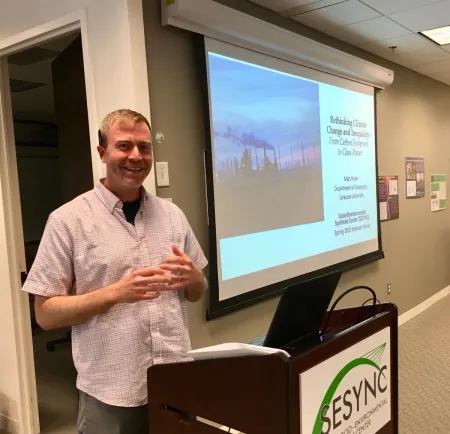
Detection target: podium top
<box><xmin>147</xmin><ymin>303</ymin><xmax>398</xmax><ymax>434</ymax></box>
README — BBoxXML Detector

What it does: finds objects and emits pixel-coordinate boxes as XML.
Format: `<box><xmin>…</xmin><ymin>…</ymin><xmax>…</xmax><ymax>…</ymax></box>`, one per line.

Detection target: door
<box><xmin>4</xmin><ymin>33</ymin><xmax>95</xmax><ymax>433</ymax></box>
<box><xmin>52</xmin><ymin>34</ymin><xmax>94</xmax><ymax>200</ymax></box>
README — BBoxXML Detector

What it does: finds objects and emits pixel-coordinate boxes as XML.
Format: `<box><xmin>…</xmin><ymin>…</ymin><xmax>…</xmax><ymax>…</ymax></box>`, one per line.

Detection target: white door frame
<box><xmin>0</xmin><ymin>10</ymin><xmax>97</xmax><ymax>434</ymax></box>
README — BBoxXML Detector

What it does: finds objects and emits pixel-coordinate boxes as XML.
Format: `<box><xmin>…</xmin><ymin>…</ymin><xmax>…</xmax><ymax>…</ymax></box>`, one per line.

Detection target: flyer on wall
<box><xmin>378</xmin><ymin>175</ymin><xmax>399</xmax><ymax>221</ymax></box>
<box><xmin>430</xmin><ymin>174</ymin><xmax>447</xmax><ymax>212</ymax></box>
<box><xmin>405</xmin><ymin>157</ymin><xmax>425</xmax><ymax>198</ymax></box>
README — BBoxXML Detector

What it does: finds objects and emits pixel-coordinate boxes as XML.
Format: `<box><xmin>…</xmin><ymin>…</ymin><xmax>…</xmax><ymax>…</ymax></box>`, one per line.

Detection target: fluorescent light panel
<box><xmin>420</xmin><ymin>26</ymin><xmax>450</xmax><ymax>46</ymax></box>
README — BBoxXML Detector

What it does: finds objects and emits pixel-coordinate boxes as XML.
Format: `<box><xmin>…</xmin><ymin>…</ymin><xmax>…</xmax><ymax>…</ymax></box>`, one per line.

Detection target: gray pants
<box><xmin>77</xmin><ymin>391</ymin><xmax>149</xmax><ymax>434</ymax></box>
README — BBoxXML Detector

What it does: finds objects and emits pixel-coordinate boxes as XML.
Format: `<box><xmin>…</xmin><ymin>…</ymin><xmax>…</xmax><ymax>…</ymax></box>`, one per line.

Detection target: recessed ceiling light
<box><xmin>420</xmin><ymin>26</ymin><xmax>450</xmax><ymax>46</ymax></box>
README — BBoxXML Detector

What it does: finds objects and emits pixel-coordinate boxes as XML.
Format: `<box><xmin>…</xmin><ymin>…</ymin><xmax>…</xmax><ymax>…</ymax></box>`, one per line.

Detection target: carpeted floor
<box><xmin>33</xmin><ymin>329</ymin><xmax>77</xmax><ymax>434</ymax></box>
<box><xmin>31</xmin><ymin>296</ymin><xmax>450</xmax><ymax>433</ymax></box>
<box><xmin>398</xmin><ymin>296</ymin><xmax>450</xmax><ymax>433</ymax></box>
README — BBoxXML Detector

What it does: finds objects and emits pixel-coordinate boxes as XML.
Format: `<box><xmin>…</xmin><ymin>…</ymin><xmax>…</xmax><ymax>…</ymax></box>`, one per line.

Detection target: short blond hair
<box><xmin>98</xmin><ymin>109</ymin><xmax>151</xmax><ymax>148</ymax></box>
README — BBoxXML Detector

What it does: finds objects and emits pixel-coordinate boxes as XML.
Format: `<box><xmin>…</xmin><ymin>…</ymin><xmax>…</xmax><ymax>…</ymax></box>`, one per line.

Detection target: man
<box><xmin>22</xmin><ymin>109</ymin><xmax>208</xmax><ymax>433</ymax></box>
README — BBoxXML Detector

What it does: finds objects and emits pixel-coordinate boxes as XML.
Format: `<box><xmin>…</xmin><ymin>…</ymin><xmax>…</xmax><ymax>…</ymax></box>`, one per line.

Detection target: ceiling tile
<box><xmin>324</xmin><ymin>18</ymin><xmax>409</xmax><ymax>46</ymax></box>
<box><xmin>280</xmin><ymin>0</ymin><xmax>345</xmax><ymax>16</ymax></box>
<box><xmin>412</xmin><ymin>59</ymin><xmax>450</xmax><ymax>74</ymax></box>
<box><xmin>428</xmin><ymin>70</ymin><xmax>450</xmax><ymax>81</ymax></box>
<box><xmin>360</xmin><ymin>33</ymin><xmax>437</xmax><ymax>56</ymax></box>
<box><xmin>249</xmin><ymin>0</ymin><xmax>450</xmax><ymax>86</ymax></box>
<box><xmin>9</xmin><ymin>78</ymin><xmax>46</xmax><ymax>93</ymax></box>
<box><xmin>341</xmin><ymin>16</ymin><xmax>411</xmax><ymax>42</ymax></box>
<box><xmin>434</xmin><ymin>77</ymin><xmax>450</xmax><ymax>85</ymax></box>
<box><xmin>388</xmin><ymin>47</ymin><xmax>450</xmax><ymax>66</ymax></box>
<box><xmin>324</xmin><ymin>26</ymin><xmax>369</xmax><ymax>45</ymax></box>
<box><xmin>8</xmin><ymin>47</ymin><xmax>58</xmax><ymax>65</ymax></box>
<box><xmin>291</xmin><ymin>0</ymin><xmax>381</xmax><ymax>31</ymax></box>
<box><xmin>360</xmin><ymin>0</ymin><xmax>443</xmax><ymax>15</ymax></box>
<box><xmin>248</xmin><ymin>0</ymin><xmax>318</xmax><ymax>12</ymax></box>
<box><xmin>388</xmin><ymin>1</ymin><xmax>450</xmax><ymax>32</ymax></box>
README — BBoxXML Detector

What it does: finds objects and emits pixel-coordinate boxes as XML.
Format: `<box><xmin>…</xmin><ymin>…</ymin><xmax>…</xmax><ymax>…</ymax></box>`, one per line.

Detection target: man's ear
<box><xmin>97</xmin><ymin>145</ymin><xmax>107</xmax><ymax>163</ymax></box>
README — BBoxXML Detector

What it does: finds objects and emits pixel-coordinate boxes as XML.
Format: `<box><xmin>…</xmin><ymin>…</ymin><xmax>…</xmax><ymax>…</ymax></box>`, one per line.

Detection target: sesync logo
<box><xmin>312</xmin><ymin>344</ymin><xmax>388</xmax><ymax>434</ymax></box>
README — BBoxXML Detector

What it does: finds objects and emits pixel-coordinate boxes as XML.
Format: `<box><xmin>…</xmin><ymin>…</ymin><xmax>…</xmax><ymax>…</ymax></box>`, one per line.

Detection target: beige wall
<box><xmin>143</xmin><ymin>0</ymin><xmax>450</xmax><ymax>349</ymax></box>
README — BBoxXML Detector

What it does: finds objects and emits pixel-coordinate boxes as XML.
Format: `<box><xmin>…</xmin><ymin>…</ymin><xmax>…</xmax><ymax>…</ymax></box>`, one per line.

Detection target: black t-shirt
<box><xmin>122</xmin><ymin>199</ymin><xmax>141</xmax><ymax>225</ymax></box>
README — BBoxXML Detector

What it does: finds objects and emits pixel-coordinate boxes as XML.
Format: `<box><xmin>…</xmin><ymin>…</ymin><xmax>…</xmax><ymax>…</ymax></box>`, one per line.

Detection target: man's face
<box><xmin>97</xmin><ymin>120</ymin><xmax>153</xmax><ymax>192</ymax></box>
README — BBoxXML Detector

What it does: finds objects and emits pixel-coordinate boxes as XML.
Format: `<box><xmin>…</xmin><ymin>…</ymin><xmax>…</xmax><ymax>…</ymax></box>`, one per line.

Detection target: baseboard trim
<box><xmin>398</xmin><ymin>285</ymin><xmax>450</xmax><ymax>326</ymax></box>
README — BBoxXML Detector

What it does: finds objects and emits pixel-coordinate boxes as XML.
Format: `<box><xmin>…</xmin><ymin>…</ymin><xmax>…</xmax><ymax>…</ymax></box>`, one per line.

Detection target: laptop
<box><xmin>249</xmin><ymin>273</ymin><xmax>341</xmax><ymax>350</ymax></box>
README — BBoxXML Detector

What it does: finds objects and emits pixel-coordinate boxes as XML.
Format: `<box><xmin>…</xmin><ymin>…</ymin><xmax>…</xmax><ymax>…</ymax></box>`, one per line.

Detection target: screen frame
<box><xmin>196</xmin><ymin>36</ymin><xmax>384</xmax><ymax>321</ymax></box>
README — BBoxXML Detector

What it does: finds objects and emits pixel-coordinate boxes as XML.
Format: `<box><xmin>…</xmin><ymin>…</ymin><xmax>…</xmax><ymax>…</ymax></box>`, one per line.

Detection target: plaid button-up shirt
<box><xmin>22</xmin><ymin>181</ymin><xmax>208</xmax><ymax>407</ymax></box>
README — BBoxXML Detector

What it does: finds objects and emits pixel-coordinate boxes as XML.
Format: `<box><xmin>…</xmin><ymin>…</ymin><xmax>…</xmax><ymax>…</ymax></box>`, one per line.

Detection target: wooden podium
<box><xmin>147</xmin><ymin>303</ymin><xmax>398</xmax><ymax>434</ymax></box>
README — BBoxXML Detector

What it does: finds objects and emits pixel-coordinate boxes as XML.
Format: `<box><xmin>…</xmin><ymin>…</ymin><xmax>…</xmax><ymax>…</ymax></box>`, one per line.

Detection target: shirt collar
<box><xmin>94</xmin><ymin>180</ymin><xmax>150</xmax><ymax>213</ymax></box>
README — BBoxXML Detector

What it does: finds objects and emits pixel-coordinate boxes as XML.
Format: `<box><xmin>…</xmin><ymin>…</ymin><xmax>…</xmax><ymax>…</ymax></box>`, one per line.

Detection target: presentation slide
<box><xmin>205</xmin><ymin>38</ymin><xmax>379</xmax><ymax>302</ymax></box>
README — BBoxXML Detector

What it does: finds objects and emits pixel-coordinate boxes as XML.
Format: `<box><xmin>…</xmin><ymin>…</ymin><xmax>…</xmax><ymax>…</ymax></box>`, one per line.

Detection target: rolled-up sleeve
<box><xmin>22</xmin><ymin>213</ymin><xmax>74</xmax><ymax>297</ymax></box>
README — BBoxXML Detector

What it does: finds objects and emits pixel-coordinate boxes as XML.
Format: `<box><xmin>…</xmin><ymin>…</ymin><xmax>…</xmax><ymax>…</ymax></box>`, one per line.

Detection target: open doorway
<box><xmin>7</xmin><ymin>31</ymin><xmax>93</xmax><ymax>434</ymax></box>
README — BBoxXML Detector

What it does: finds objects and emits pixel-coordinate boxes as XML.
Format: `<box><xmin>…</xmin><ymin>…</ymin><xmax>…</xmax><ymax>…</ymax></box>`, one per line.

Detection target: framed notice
<box><xmin>405</xmin><ymin>157</ymin><xmax>425</xmax><ymax>198</ymax></box>
<box><xmin>430</xmin><ymin>174</ymin><xmax>447</xmax><ymax>212</ymax></box>
<box><xmin>378</xmin><ymin>175</ymin><xmax>399</xmax><ymax>221</ymax></box>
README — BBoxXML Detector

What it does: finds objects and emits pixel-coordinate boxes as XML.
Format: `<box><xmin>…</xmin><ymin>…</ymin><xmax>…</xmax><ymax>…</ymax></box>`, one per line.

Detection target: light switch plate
<box><xmin>155</xmin><ymin>161</ymin><xmax>170</xmax><ymax>187</ymax></box>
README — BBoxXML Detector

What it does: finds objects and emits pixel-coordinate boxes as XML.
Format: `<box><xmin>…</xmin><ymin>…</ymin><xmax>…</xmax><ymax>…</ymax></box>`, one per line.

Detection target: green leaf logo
<box><xmin>311</xmin><ymin>343</ymin><xmax>387</xmax><ymax>434</ymax></box>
